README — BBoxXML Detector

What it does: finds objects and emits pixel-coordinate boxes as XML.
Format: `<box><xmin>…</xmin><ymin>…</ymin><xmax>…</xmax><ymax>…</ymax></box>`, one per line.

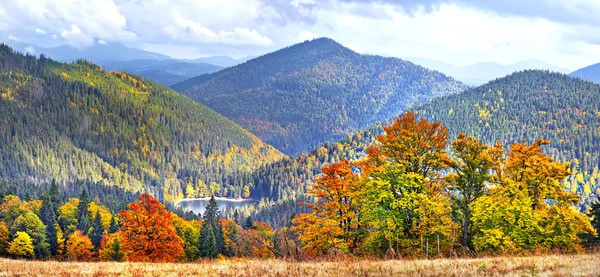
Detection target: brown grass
<box><xmin>0</xmin><ymin>254</ymin><xmax>599</xmax><ymax>277</ymax></box>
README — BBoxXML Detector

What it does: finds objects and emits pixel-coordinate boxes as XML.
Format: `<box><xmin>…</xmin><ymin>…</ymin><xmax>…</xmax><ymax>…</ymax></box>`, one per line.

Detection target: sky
<box><xmin>1</xmin><ymin>0</ymin><xmax>600</xmax><ymax>70</ymax></box>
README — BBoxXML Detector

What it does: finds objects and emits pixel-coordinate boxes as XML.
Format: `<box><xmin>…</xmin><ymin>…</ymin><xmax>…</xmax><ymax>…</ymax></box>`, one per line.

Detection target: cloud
<box><xmin>7</xmin><ymin>35</ymin><xmax>19</xmax><ymax>41</ymax></box>
<box><xmin>60</xmin><ymin>24</ymin><xmax>94</xmax><ymax>48</ymax></box>
<box><xmin>163</xmin><ymin>14</ymin><xmax>273</xmax><ymax>45</ymax></box>
<box><xmin>0</xmin><ymin>0</ymin><xmax>599</xmax><ymax>69</ymax></box>
<box><xmin>97</xmin><ymin>39</ymin><xmax>107</xmax><ymax>45</ymax></box>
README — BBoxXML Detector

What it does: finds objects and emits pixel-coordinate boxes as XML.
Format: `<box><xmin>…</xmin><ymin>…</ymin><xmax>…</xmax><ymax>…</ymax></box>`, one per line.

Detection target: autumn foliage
<box><xmin>118</xmin><ymin>194</ymin><xmax>184</xmax><ymax>262</ymax></box>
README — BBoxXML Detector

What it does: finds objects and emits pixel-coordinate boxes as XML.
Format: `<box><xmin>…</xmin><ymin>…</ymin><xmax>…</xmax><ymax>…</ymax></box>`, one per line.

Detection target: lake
<box><xmin>174</xmin><ymin>197</ymin><xmax>257</xmax><ymax>215</ymax></box>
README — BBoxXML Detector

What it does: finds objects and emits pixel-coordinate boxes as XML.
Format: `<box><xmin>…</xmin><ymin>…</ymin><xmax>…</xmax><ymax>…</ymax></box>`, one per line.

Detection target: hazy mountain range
<box><xmin>404</xmin><ymin>57</ymin><xmax>572</xmax><ymax>85</ymax></box>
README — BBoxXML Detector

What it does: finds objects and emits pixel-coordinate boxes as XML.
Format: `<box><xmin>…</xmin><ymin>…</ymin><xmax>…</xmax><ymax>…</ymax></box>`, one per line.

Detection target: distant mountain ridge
<box><xmin>405</xmin><ymin>57</ymin><xmax>570</xmax><ymax>85</ymax></box>
<box><xmin>173</xmin><ymin>37</ymin><xmax>467</xmax><ymax>155</ymax></box>
<box><xmin>570</xmin><ymin>62</ymin><xmax>600</xmax><ymax>84</ymax></box>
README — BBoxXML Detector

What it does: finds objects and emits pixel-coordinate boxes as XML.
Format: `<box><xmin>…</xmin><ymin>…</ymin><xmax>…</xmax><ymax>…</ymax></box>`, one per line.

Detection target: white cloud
<box><xmin>163</xmin><ymin>14</ymin><xmax>273</xmax><ymax>45</ymax></box>
<box><xmin>97</xmin><ymin>39</ymin><xmax>107</xmax><ymax>45</ymax></box>
<box><xmin>0</xmin><ymin>0</ymin><xmax>599</xmax><ymax>69</ymax></box>
<box><xmin>7</xmin><ymin>35</ymin><xmax>19</xmax><ymax>41</ymax></box>
<box><xmin>61</xmin><ymin>24</ymin><xmax>93</xmax><ymax>48</ymax></box>
<box><xmin>297</xmin><ymin>30</ymin><xmax>320</xmax><ymax>42</ymax></box>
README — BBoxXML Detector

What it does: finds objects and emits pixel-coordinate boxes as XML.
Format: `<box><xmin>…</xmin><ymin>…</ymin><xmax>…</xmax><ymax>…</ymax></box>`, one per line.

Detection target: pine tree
<box><xmin>243</xmin><ymin>216</ymin><xmax>254</xmax><ymax>229</ymax></box>
<box><xmin>40</xmin><ymin>194</ymin><xmax>59</xmax><ymax>255</ymax></box>
<box><xmin>203</xmin><ymin>195</ymin><xmax>220</xmax><ymax>224</ymax></box>
<box><xmin>200</xmin><ymin>224</ymin><xmax>218</xmax><ymax>258</ymax></box>
<box><xmin>77</xmin><ymin>190</ymin><xmax>91</xmax><ymax>234</ymax></box>
<box><xmin>90</xmin><ymin>211</ymin><xmax>104</xmax><ymax>248</ymax></box>
<box><xmin>49</xmin><ymin>180</ymin><xmax>61</xmax><ymax>215</ymax></box>
<box><xmin>109</xmin><ymin>215</ymin><xmax>119</xmax><ymax>233</ymax></box>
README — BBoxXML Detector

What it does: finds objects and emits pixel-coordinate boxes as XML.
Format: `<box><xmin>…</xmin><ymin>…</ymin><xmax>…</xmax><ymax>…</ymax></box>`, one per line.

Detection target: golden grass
<box><xmin>0</xmin><ymin>254</ymin><xmax>599</xmax><ymax>277</ymax></box>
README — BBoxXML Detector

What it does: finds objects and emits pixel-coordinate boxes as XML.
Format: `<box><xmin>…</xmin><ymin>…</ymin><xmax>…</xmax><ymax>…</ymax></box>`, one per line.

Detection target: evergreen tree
<box><xmin>111</xmin><ymin>238</ymin><xmax>124</xmax><ymax>261</ymax></box>
<box><xmin>49</xmin><ymin>180</ymin><xmax>61</xmax><ymax>215</ymax></box>
<box><xmin>589</xmin><ymin>200</ymin><xmax>600</xmax><ymax>242</ymax></box>
<box><xmin>199</xmin><ymin>195</ymin><xmax>227</xmax><ymax>257</ymax></box>
<box><xmin>90</xmin><ymin>211</ymin><xmax>104</xmax><ymax>248</ymax></box>
<box><xmin>243</xmin><ymin>216</ymin><xmax>254</xmax><ymax>229</ymax></box>
<box><xmin>200</xmin><ymin>224</ymin><xmax>218</xmax><ymax>258</ymax></box>
<box><xmin>40</xmin><ymin>194</ymin><xmax>59</xmax><ymax>255</ymax></box>
<box><xmin>203</xmin><ymin>195</ymin><xmax>220</xmax><ymax>224</ymax></box>
<box><xmin>109</xmin><ymin>215</ymin><xmax>119</xmax><ymax>233</ymax></box>
<box><xmin>77</xmin><ymin>190</ymin><xmax>91</xmax><ymax>234</ymax></box>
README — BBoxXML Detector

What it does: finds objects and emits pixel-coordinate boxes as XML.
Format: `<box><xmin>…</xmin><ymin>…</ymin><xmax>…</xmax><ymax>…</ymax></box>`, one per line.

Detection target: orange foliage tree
<box><xmin>118</xmin><ymin>194</ymin><xmax>184</xmax><ymax>262</ymax></box>
<box><xmin>292</xmin><ymin>159</ymin><xmax>362</xmax><ymax>255</ymax></box>
<box><xmin>66</xmin><ymin>231</ymin><xmax>94</xmax><ymax>261</ymax></box>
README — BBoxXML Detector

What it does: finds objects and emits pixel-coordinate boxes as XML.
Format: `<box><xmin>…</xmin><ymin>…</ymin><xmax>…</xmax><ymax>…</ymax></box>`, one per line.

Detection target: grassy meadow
<box><xmin>0</xmin><ymin>254</ymin><xmax>599</xmax><ymax>277</ymax></box>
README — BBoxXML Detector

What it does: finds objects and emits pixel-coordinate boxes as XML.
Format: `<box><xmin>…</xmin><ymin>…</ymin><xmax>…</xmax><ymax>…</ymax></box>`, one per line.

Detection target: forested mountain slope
<box><xmin>249</xmin><ymin>70</ymin><xmax>600</xmax><ymax>221</ymax></box>
<box><xmin>0</xmin><ymin>44</ymin><xmax>283</xmax><ymax>203</ymax></box>
<box><xmin>173</xmin><ymin>38</ymin><xmax>467</xmax><ymax>155</ymax></box>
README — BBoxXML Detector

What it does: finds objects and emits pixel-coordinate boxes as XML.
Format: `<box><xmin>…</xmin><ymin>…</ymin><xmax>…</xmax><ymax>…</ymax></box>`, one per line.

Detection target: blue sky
<box><xmin>1</xmin><ymin>0</ymin><xmax>599</xmax><ymax>69</ymax></box>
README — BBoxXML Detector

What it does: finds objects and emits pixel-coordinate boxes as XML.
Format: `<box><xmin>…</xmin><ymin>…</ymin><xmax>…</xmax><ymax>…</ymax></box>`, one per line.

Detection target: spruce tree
<box><xmin>109</xmin><ymin>215</ymin><xmax>119</xmax><ymax>233</ymax></box>
<box><xmin>90</xmin><ymin>211</ymin><xmax>104</xmax><ymax>248</ymax></box>
<box><xmin>200</xmin><ymin>224</ymin><xmax>218</xmax><ymax>258</ymax></box>
<box><xmin>203</xmin><ymin>195</ymin><xmax>220</xmax><ymax>224</ymax></box>
<box><xmin>49</xmin><ymin>180</ymin><xmax>61</xmax><ymax>215</ymax></box>
<box><xmin>40</xmin><ymin>194</ymin><xmax>59</xmax><ymax>256</ymax></box>
<box><xmin>77</xmin><ymin>189</ymin><xmax>91</xmax><ymax>234</ymax></box>
<box><xmin>199</xmin><ymin>195</ymin><xmax>227</xmax><ymax>257</ymax></box>
<box><xmin>243</xmin><ymin>216</ymin><xmax>254</xmax><ymax>229</ymax></box>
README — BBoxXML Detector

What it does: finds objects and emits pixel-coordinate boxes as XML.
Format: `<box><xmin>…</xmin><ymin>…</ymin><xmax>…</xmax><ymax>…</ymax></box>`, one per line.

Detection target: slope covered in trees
<box><xmin>173</xmin><ymin>38</ymin><xmax>467</xmax><ymax>155</ymax></box>
<box><xmin>0</xmin><ymin>44</ymin><xmax>283</xmax><ymax>203</ymax></box>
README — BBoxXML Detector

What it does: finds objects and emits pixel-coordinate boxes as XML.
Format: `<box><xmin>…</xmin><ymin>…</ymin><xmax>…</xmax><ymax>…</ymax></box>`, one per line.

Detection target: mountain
<box><xmin>0</xmin><ymin>38</ymin><xmax>170</xmax><ymax>63</ymax></box>
<box><xmin>190</xmin><ymin>55</ymin><xmax>257</xmax><ymax>67</ymax></box>
<box><xmin>173</xmin><ymin>38</ymin><xmax>467</xmax><ymax>155</ymax></box>
<box><xmin>405</xmin><ymin>57</ymin><xmax>571</xmax><ymax>85</ymax></box>
<box><xmin>571</xmin><ymin>63</ymin><xmax>600</xmax><ymax>84</ymax></box>
<box><xmin>98</xmin><ymin>60</ymin><xmax>223</xmax><ymax>86</ymax></box>
<box><xmin>0</xmin><ymin>44</ymin><xmax>283</xmax><ymax>203</ymax></box>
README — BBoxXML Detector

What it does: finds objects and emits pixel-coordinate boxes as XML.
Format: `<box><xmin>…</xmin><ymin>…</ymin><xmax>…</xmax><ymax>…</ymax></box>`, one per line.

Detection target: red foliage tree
<box><xmin>118</xmin><ymin>194</ymin><xmax>184</xmax><ymax>262</ymax></box>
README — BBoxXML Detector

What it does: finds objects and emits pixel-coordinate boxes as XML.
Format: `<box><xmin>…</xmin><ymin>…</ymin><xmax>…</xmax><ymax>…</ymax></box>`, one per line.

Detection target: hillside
<box><xmin>247</xmin><ymin>70</ymin><xmax>600</xmax><ymax>224</ymax></box>
<box><xmin>571</xmin><ymin>63</ymin><xmax>600</xmax><ymax>84</ymax></box>
<box><xmin>173</xmin><ymin>38</ymin><xmax>467</xmax><ymax>155</ymax></box>
<box><xmin>0</xmin><ymin>44</ymin><xmax>283</xmax><ymax>203</ymax></box>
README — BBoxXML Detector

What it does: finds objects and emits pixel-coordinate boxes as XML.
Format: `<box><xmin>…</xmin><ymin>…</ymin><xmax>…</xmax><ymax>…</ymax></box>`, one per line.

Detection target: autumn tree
<box><xmin>8</xmin><ymin>231</ymin><xmax>34</xmax><ymax>258</ymax></box>
<box><xmin>471</xmin><ymin>140</ymin><xmax>595</xmax><ymax>253</ymax></box>
<box><xmin>118</xmin><ymin>193</ymin><xmax>184</xmax><ymax>262</ymax></box>
<box><xmin>66</xmin><ymin>230</ymin><xmax>94</xmax><ymax>261</ymax></box>
<box><xmin>0</xmin><ymin>222</ymin><xmax>9</xmax><ymax>255</ymax></box>
<box><xmin>292</xmin><ymin>159</ymin><xmax>362</xmax><ymax>255</ymax></box>
<box><xmin>359</xmin><ymin>112</ymin><xmax>456</xmax><ymax>256</ymax></box>
<box><xmin>98</xmin><ymin>233</ymin><xmax>125</xmax><ymax>261</ymax></box>
<box><xmin>446</xmin><ymin>133</ymin><xmax>503</xmax><ymax>249</ymax></box>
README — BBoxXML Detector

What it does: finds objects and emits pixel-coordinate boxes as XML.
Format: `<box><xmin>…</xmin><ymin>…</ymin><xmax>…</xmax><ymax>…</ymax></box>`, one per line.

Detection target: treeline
<box><xmin>292</xmin><ymin>112</ymin><xmax>600</xmax><ymax>257</ymax></box>
<box><xmin>175</xmin><ymin>37</ymin><xmax>466</xmax><ymax>155</ymax></box>
<box><xmin>0</xmin><ymin>44</ymin><xmax>282</xmax><ymax>203</ymax></box>
<box><xmin>0</xmin><ymin>182</ymin><xmax>291</xmax><ymax>261</ymax></box>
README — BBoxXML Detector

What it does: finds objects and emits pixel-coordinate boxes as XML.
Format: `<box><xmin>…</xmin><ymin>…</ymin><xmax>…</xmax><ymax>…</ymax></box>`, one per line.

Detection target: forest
<box><xmin>0</xmin><ymin>44</ymin><xmax>283</xmax><ymax>204</ymax></box>
<box><xmin>0</xmin><ymin>113</ymin><xmax>598</xmax><ymax>262</ymax></box>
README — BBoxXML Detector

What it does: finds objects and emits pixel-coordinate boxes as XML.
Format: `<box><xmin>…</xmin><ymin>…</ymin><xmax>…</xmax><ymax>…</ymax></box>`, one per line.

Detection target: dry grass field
<box><xmin>0</xmin><ymin>254</ymin><xmax>599</xmax><ymax>277</ymax></box>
